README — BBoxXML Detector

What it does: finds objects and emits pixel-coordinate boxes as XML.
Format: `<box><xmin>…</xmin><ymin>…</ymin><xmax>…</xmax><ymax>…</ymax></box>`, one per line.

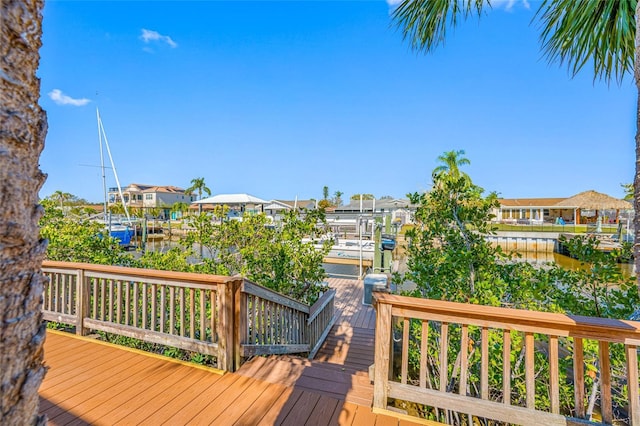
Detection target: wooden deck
<box><xmin>40</xmin><ymin>278</ymin><xmax>431</xmax><ymax>425</ymax></box>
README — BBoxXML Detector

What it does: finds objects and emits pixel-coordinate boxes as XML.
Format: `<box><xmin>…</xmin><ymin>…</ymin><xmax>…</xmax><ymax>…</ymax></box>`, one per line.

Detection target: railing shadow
<box><xmin>272</xmin><ymin>277</ymin><xmax>377</xmax><ymax>423</ymax></box>
<box><xmin>39</xmin><ymin>396</ymin><xmax>91</xmax><ymax>426</ymax></box>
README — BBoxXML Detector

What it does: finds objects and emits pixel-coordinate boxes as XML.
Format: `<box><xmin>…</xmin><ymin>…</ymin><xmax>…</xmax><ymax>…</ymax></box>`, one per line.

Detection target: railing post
<box><xmin>233</xmin><ymin>278</ymin><xmax>245</xmax><ymax>372</ymax></box>
<box><xmin>75</xmin><ymin>268</ymin><xmax>89</xmax><ymax>336</ymax></box>
<box><xmin>217</xmin><ymin>280</ymin><xmax>233</xmax><ymax>372</ymax></box>
<box><xmin>373</xmin><ymin>298</ymin><xmax>392</xmax><ymax>410</ymax></box>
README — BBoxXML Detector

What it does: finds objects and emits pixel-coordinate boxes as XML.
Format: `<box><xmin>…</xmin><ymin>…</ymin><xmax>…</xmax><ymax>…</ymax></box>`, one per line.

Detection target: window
<box><xmin>145</xmin><ymin>194</ymin><xmax>153</xmax><ymax>200</ymax></box>
<box><xmin>138</xmin><ymin>194</ymin><xmax>143</xmax><ymax>201</ymax></box>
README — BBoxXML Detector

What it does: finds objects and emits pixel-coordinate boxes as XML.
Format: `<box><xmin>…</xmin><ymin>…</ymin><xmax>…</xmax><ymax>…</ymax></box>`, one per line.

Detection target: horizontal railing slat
<box><xmin>378</xmin><ymin>293</ymin><xmax>640</xmax><ymax>344</ymax></box>
<box><xmin>242</xmin><ymin>280</ymin><xmax>309</xmax><ymax>313</ymax></box>
<box><xmin>388</xmin><ymin>383</ymin><xmax>569</xmax><ymax>426</ymax></box>
<box><xmin>84</xmin><ymin>318</ymin><xmax>219</xmax><ymax>356</ymax></box>
<box><xmin>43</xmin><ymin>260</ymin><xmax>236</xmax><ymax>285</ymax></box>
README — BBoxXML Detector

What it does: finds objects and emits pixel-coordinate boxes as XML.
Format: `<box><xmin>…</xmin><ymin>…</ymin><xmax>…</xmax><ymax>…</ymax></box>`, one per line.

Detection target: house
<box><xmin>191</xmin><ymin>193</ymin><xmax>269</xmax><ymax>217</ymax></box>
<box><xmin>108</xmin><ymin>183</ymin><xmax>196</xmax><ymax>218</ymax></box>
<box><xmin>494</xmin><ymin>190</ymin><xmax>633</xmax><ymax>225</ymax></box>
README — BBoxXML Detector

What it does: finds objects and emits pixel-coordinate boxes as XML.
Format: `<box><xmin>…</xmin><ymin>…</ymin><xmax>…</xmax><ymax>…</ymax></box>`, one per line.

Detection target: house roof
<box><xmin>144</xmin><ymin>185</ymin><xmax>185</xmax><ymax>194</ymax></box>
<box><xmin>193</xmin><ymin>193</ymin><xmax>268</xmax><ymax>205</ymax></box>
<box><xmin>498</xmin><ymin>191</ymin><xmax>632</xmax><ymax>210</ymax></box>
<box><xmin>554</xmin><ymin>190</ymin><xmax>632</xmax><ymax>210</ymax></box>
<box><xmin>498</xmin><ymin>198</ymin><xmax>567</xmax><ymax>208</ymax></box>
<box><xmin>276</xmin><ymin>200</ymin><xmax>317</xmax><ymax>209</ymax></box>
<box><xmin>264</xmin><ymin>200</ymin><xmax>292</xmax><ymax>211</ymax></box>
<box><xmin>125</xmin><ymin>184</ymin><xmax>186</xmax><ymax>193</ymax></box>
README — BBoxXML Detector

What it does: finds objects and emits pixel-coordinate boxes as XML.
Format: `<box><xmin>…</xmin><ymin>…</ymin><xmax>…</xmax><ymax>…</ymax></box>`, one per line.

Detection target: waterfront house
<box><xmin>108</xmin><ymin>183</ymin><xmax>197</xmax><ymax>218</ymax></box>
<box><xmin>191</xmin><ymin>193</ymin><xmax>269</xmax><ymax>217</ymax></box>
<box><xmin>495</xmin><ymin>190</ymin><xmax>632</xmax><ymax>225</ymax></box>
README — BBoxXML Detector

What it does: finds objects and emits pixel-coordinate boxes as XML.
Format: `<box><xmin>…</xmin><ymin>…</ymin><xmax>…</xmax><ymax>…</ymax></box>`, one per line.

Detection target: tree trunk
<box><xmin>635</xmin><ymin>0</ymin><xmax>640</xmax><ymax>293</ymax></box>
<box><xmin>0</xmin><ymin>0</ymin><xmax>48</xmax><ymax>424</ymax></box>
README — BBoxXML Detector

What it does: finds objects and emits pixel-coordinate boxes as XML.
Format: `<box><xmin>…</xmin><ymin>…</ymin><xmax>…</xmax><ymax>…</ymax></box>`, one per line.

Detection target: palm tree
<box><xmin>50</xmin><ymin>190</ymin><xmax>73</xmax><ymax>211</ymax></box>
<box><xmin>171</xmin><ymin>201</ymin><xmax>190</xmax><ymax>218</ymax></box>
<box><xmin>622</xmin><ymin>183</ymin><xmax>634</xmax><ymax>201</ymax></box>
<box><xmin>0</xmin><ymin>1</ymin><xmax>48</xmax><ymax>424</ymax></box>
<box><xmin>393</xmin><ymin>0</ymin><xmax>640</xmax><ymax>288</ymax></box>
<box><xmin>433</xmin><ymin>149</ymin><xmax>470</xmax><ymax>179</ymax></box>
<box><xmin>185</xmin><ymin>177</ymin><xmax>211</xmax><ymax>214</ymax></box>
<box><xmin>322</xmin><ymin>185</ymin><xmax>329</xmax><ymax>201</ymax></box>
<box><xmin>333</xmin><ymin>190</ymin><xmax>344</xmax><ymax>206</ymax></box>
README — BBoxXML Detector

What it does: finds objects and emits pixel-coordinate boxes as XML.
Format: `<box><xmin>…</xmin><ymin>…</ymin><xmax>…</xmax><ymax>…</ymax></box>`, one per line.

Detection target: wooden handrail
<box><xmin>373</xmin><ymin>293</ymin><xmax>640</xmax><ymax>344</ymax></box>
<box><xmin>372</xmin><ymin>292</ymin><xmax>640</xmax><ymax>426</ymax></box>
<box><xmin>241</xmin><ymin>279</ymin><xmax>309</xmax><ymax>313</ymax></box>
<box><xmin>308</xmin><ymin>289</ymin><xmax>336</xmax><ymax>324</ymax></box>
<box><xmin>42</xmin><ymin>260</ymin><xmax>238</xmax><ymax>285</ymax></box>
<box><xmin>42</xmin><ymin>261</ymin><xmax>336</xmax><ymax>373</ymax></box>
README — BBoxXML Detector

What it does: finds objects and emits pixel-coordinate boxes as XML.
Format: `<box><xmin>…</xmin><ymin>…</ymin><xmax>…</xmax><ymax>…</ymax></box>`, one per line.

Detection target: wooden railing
<box><xmin>372</xmin><ymin>292</ymin><xmax>640</xmax><ymax>426</ymax></box>
<box><xmin>237</xmin><ymin>281</ymin><xmax>336</xmax><ymax>361</ymax></box>
<box><xmin>42</xmin><ymin>261</ymin><xmax>336</xmax><ymax>372</ymax></box>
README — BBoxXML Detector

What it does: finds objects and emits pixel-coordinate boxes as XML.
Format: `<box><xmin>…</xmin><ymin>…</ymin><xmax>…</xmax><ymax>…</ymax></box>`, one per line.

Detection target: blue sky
<box><xmin>38</xmin><ymin>1</ymin><xmax>636</xmax><ymax>203</ymax></box>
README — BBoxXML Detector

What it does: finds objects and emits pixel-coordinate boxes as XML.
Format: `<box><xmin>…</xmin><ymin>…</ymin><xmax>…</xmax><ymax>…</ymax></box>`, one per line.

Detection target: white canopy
<box><xmin>193</xmin><ymin>193</ymin><xmax>268</xmax><ymax>205</ymax></box>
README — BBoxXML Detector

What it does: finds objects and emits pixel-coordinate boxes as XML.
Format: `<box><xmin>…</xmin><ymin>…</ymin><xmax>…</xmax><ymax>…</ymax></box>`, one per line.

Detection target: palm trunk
<box><xmin>0</xmin><ymin>0</ymin><xmax>48</xmax><ymax>424</ymax></box>
<box><xmin>635</xmin><ymin>1</ymin><xmax>640</xmax><ymax>294</ymax></box>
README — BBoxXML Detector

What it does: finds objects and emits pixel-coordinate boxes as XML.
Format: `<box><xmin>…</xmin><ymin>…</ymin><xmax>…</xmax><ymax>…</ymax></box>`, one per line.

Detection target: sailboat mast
<box><xmin>97</xmin><ymin>111</ymin><xmax>132</xmax><ymax>225</ymax></box>
<box><xmin>97</xmin><ymin>108</ymin><xmax>108</xmax><ymax>223</ymax></box>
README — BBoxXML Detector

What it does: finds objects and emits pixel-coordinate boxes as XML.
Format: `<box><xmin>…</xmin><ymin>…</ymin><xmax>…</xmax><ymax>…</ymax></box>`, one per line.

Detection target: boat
<box><xmin>96</xmin><ymin>108</ymin><xmax>135</xmax><ymax>247</ymax></box>
<box><xmin>304</xmin><ymin>236</ymin><xmax>375</xmax><ymax>261</ymax></box>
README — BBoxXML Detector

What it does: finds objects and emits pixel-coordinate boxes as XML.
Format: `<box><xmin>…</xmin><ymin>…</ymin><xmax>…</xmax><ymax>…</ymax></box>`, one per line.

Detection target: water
<box><xmin>322</xmin><ymin>251</ymin><xmax>635</xmax><ymax>281</ymax></box>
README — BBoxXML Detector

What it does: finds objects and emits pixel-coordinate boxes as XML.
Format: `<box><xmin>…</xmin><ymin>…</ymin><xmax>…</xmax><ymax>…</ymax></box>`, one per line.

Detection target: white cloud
<box><xmin>492</xmin><ymin>0</ymin><xmax>531</xmax><ymax>11</ymax></box>
<box><xmin>386</xmin><ymin>0</ymin><xmax>403</xmax><ymax>6</ymax></box>
<box><xmin>48</xmin><ymin>89</ymin><xmax>90</xmax><ymax>106</ymax></box>
<box><xmin>140</xmin><ymin>29</ymin><xmax>178</xmax><ymax>48</ymax></box>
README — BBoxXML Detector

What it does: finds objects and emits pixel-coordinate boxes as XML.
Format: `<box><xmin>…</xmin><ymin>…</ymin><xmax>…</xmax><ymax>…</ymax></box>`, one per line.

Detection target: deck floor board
<box><xmin>39</xmin><ymin>278</ymin><xmax>430</xmax><ymax>425</ymax></box>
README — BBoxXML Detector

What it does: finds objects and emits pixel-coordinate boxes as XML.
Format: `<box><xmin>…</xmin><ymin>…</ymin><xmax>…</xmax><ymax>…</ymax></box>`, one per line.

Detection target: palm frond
<box><xmin>392</xmin><ymin>0</ymin><xmax>488</xmax><ymax>53</ymax></box>
<box><xmin>535</xmin><ymin>0</ymin><xmax>635</xmax><ymax>84</ymax></box>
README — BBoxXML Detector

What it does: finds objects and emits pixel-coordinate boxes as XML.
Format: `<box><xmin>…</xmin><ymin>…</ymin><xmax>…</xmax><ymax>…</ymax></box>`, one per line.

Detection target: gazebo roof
<box><xmin>553</xmin><ymin>190</ymin><xmax>632</xmax><ymax>210</ymax></box>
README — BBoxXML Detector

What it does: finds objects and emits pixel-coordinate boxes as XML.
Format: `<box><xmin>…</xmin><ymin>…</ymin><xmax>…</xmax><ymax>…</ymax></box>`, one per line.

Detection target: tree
<box><xmin>322</xmin><ymin>185</ymin><xmax>329</xmax><ymax>201</ymax></box>
<box><xmin>393</xmin><ymin>0</ymin><xmax>640</xmax><ymax>288</ymax></box>
<box><xmin>432</xmin><ymin>149</ymin><xmax>470</xmax><ymax>180</ymax></box>
<box><xmin>185</xmin><ymin>177</ymin><xmax>211</xmax><ymax>214</ymax></box>
<box><xmin>171</xmin><ymin>202</ymin><xmax>190</xmax><ymax>218</ymax></box>
<box><xmin>622</xmin><ymin>182</ymin><xmax>634</xmax><ymax>201</ymax></box>
<box><xmin>333</xmin><ymin>190</ymin><xmax>344</xmax><ymax>206</ymax></box>
<box><xmin>350</xmin><ymin>193</ymin><xmax>374</xmax><ymax>200</ymax></box>
<box><xmin>48</xmin><ymin>190</ymin><xmax>73</xmax><ymax>211</ymax></box>
<box><xmin>406</xmin><ymin>151</ymin><xmax>502</xmax><ymax>301</ymax></box>
<box><xmin>0</xmin><ymin>1</ymin><xmax>48</xmax><ymax>423</ymax></box>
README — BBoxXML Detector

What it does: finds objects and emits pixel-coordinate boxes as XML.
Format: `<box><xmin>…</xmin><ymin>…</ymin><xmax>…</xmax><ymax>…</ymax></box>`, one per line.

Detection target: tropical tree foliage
<box><xmin>622</xmin><ymin>182</ymin><xmax>634</xmax><ymax>200</ymax></box>
<box><xmin>40</xmin><ymin>200</ymin><xmax>134</xmax><ymax>266</ymax></box>
<box><xmin>405</xmin><ymin>151</ymin><xmax>503</xmax><ymax>302</ymax></box>
<box><xmin>333</xmin><ymin>190</ymin><xmax>344</xmax><ymax>206</ymax></box>
<box><xmin>350</xmin><ymin>193</ymin><xmax>374</xmax><ymax>200</ymax></box>
<box><xmin>400</xmin><ymin>151</ymin><xmax>638</xmax><ymax>422</ymax></box>
<box><xmin>392</xmin><ymin>0</ymin><xmax>640</xmax><ymax>288</ymax></box>
<box><xmin>185</xmin><ymin>208</ymin><xmax>331</xmax><ymax>303</ymax></box>
<box><xmin>185</xmin><ymin>177</ymin><xmax>211</xmax><ymax>200</ymax></box>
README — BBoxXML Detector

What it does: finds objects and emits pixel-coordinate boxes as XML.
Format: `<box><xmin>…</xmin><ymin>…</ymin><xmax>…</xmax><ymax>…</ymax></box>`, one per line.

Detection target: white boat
<box><xmin>304</xmin><ymin>237</ymin><xmax>375</xmax><ymax>261</ymax></box>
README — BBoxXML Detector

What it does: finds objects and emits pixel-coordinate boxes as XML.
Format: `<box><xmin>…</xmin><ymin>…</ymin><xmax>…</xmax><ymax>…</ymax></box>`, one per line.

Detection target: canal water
<box><xmin>323</xmin><ymin>251</ymin><xmax>635</xmax><ymax>279</ymax></box>
<box><xmin>132</xmin><ymin>238</ymin><xmax>635</xmax><ymax>279</ymax></box>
